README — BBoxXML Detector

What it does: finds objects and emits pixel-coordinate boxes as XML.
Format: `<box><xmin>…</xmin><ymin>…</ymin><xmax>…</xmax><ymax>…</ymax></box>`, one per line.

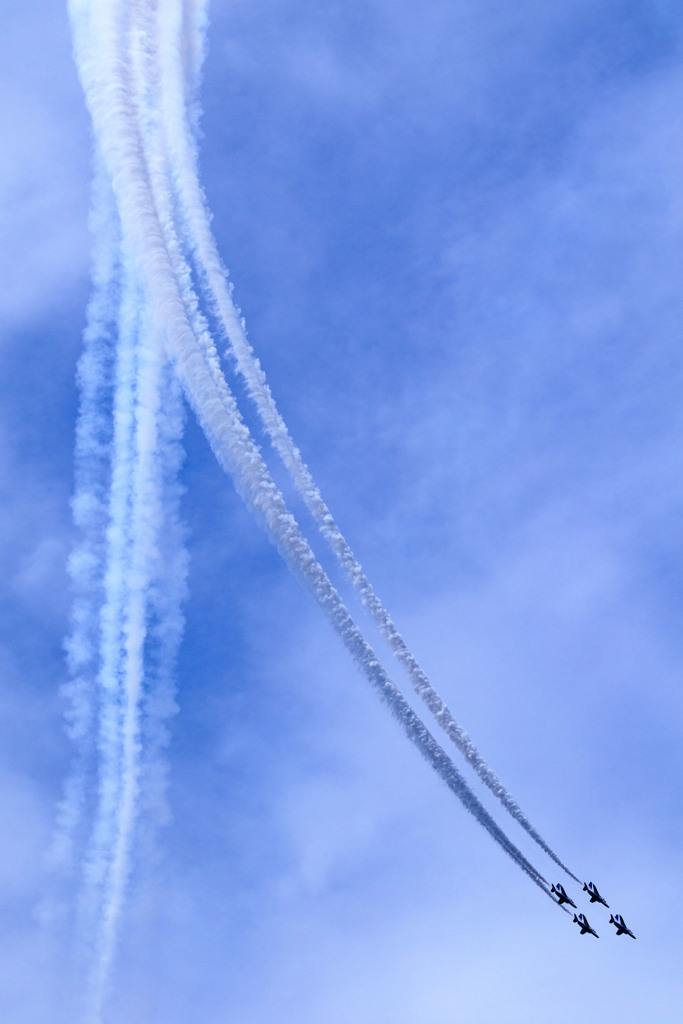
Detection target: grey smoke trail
<box><xmin>156</xmin><ymin>0</ymin><xmax>578</xmax><ymax>883</ymax></box>
<box><xmin>74</xmin><ymin>0</ymin><xmax>551</xmax><ymax>896</ymax></box>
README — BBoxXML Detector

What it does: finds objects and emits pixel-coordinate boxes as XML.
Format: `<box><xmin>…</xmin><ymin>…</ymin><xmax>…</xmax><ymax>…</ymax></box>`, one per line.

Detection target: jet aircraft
<box><xmin>551</xmin><ymin>883</ymin><xmax>576</xmax><ymax>908</ymax></box>
<box><xmin>583</xmin><ymin>881</ymin><xmax>609</xmax><ymax>907</ymax></box>
<box><xmin>609</xmin><ymin>914</ymin><xmax>636</xmax><ymax>939</ymax></box>
<box><xmin>573</xmin><ymin>913</ymin><xmax>599</xmax><ymax>937</ymax></box>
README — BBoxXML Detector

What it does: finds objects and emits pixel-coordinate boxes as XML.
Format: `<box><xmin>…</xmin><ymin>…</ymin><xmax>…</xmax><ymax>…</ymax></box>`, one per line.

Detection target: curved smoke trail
<box><xmin>76</xmin><ymin>0</ymin><xmax>551</xmax><ymax>892</ymax></box>
<box><xmin>151</xmin><ymin>0</ymin><xmax>578</xmax><ymax>882</ymax></box>
<box><xmin>65</xmin><ymin>0</ymin><xmax>575</xmax><ymax>1018</ymax></box>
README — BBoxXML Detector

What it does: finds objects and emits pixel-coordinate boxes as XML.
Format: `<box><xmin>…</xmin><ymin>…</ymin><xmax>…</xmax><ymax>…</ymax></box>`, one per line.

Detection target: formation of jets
<box><xmin>551</xmin><ymin>881</ymin><xmax>636</xmax><ymax>940</ymax></box>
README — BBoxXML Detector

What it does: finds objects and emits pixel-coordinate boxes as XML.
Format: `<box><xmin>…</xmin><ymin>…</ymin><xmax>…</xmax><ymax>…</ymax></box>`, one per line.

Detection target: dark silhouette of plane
<box><xmin>610</xmin><ymin>914</ymin><xmax>636</xmax><ymax>939</ymax></box>
<box><xmin>573</xmin><ymin>913</ymin><xmax>599</xmax><ymax>937</ymax></box>
<box><xmin>583</xmin><ymin>882</ymin><xmax>609</xmax><ymax>907</ymax></box>
<box><xmin>551</xmin><ymin>883</ymin><xmax>576</xmax><ymax>908</ymax></box>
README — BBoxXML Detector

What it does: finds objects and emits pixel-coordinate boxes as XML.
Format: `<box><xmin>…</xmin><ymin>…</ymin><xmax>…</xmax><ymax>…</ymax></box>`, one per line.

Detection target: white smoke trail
<box><xmin>74</xmin><ymin>0</ymin><xmax>551</xmax><ymax>893</ymax></box>
<box><xmin>156</xmin><ymin>0</ymin><xmax>579</xmax><ymax>882</ymax></box>
<box><xmin>88</xmin><ymin>12</ymin><xmax>189</xmax><ymax>992</ymax></box>
<box><xmin>78</xmin><ymin>253</ymin><xmax>141</xmax><ymax>945</ymax></box>
<box><xmin>135</xmin><ymin>361</ymin><xmax>186</xmax><ymax>844</ymax></box>
<box><xmin>181</xmin><ymin>0</ymin><xmax>208</xmax><ymax>134</ymax></box>
<box><xmin>126</xmin><ymin>0</ymin><xmax>189</xmax><ymax>853</ymax></box>
<box><xmin>50</xmin><ymin>163</ymin><xmax>120</xmax><ymax>879</ymax></box>
<box><xmin>61</xmin><ymin>7</ymin><xmax>189</xmax><ymax>1017</ymax></box>
<box><xmin>80</xmin><ymin>278</ymin><xmax>187</xmax><ymax>1023</ymax></box>
<box><xmin>88</xmin><ymin>307</ymin><xmax>169</xmax><ymax>1017</ymax></box>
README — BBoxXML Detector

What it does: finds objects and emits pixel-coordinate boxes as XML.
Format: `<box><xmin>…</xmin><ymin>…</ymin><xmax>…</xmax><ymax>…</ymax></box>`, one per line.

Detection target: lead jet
<box><xmin>551</xmin><ymin>883</ymin><xmax>577</xmax><ymax>908</ymax></box>
<box><xmin>609</xmin><ymin>914</ymin><xmax>636</xmax><ymax>939</ymax></box>
<box><xmin>573</xmin><ymin>913</ymin><xmax>599</xmax><ymax>937</ymax></box>
<box><xmin>583</xmin><ymin>882</ymin><xmax>609</xmax><ymax>907</ymax></box>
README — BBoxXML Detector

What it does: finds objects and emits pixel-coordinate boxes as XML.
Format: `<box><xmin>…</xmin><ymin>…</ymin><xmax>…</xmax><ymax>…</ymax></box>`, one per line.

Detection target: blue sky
<box><xmin>1</xmin><ymin>1</ymin><xmax>682</xmax><ymax>1020</ymax></box>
